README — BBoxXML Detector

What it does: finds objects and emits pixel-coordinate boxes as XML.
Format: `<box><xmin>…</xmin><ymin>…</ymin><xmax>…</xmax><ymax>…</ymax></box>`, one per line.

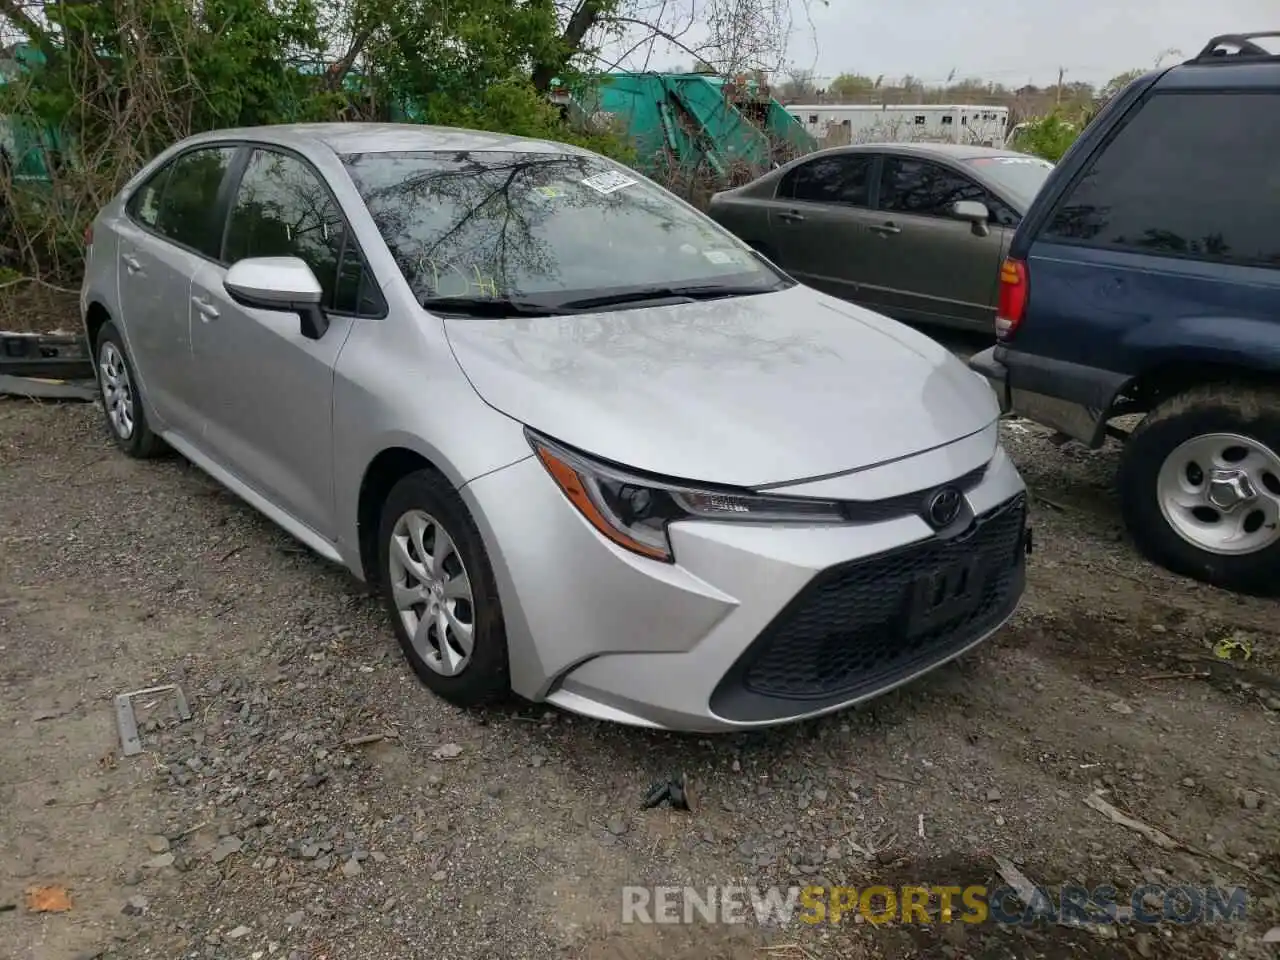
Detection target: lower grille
<box><xmin>711</xmin><ymin>495</ymin><xmax>1026</xmax><ymax>722</ymax></box>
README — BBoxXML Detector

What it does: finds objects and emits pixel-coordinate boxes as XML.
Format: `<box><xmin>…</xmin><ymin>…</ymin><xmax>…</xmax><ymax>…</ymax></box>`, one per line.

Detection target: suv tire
<box><xmin>1119</xmin><ymin>384</ymin><xmax>1280</xmax><ymax>596</ymax></box>
<box><xmin>376</xmin><ymin>469</ymin><xmax>511</xmax><ymax>706</ymax></box>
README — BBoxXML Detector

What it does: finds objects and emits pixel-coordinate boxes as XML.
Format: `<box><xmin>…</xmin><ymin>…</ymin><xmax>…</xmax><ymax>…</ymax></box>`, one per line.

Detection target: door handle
<box><xmin>192</xmin><ymin>296</ymin><xmax>219</xmax><ymax>321</ymax></box>
<box><xmin>870</xmin><ymin>222</ymin><xmax>901</xmax><ymax>236</ymax></box>
<box><xmin>122</xmin><ymin>253</ymin><xmax>142</xmax><ymax>273</ymax></box>
<box><xmin>778</xmin><ymin>210</ymin><xmax>806</xmax><ymax>223</ymax></box>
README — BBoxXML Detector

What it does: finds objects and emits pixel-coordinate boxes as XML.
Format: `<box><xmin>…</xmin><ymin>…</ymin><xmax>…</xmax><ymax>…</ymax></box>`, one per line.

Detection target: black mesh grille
<box><xmin>712</xmin><ymin>496</ymin><xmax>1026</xmax><ymax>719</ymax></box>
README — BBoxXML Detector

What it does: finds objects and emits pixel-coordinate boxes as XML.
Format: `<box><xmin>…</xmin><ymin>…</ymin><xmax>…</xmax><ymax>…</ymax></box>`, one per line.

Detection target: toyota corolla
<box><xmin>80</xmin><ymin>123</ymin><xmax>1029</xmax><ymax>732</ymax></box>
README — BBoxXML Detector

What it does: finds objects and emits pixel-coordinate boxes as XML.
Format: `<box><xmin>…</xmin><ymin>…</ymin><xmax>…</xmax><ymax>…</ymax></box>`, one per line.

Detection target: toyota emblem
<box><xmin>925</xmin><ymin>487</ymin><xmax>963</xmax><ymax>529</ymax></box>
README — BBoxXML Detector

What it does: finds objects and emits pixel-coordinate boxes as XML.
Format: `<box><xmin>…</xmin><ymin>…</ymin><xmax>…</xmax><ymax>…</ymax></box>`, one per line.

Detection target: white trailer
<box><xmin>783</xmin><ymin>104</ymin><xmax>1011</xmax><ymax>148</ymax></box>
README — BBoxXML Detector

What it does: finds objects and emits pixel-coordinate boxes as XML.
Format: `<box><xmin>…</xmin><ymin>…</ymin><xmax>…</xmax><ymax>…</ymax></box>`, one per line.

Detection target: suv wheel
<box><xmin>376</xmin><ymin>469</ymin><xmax>510</xmax><ymax>706</ymax></box>
<box><xmin>95</xmin><ymin>321</ymin><xmax>164</xmax><ymax>458</ymax></box>
<box><xmin>1119</xmin><ymin>384</ymin><xmax>1280</xmax><ymax>595</ymax></box>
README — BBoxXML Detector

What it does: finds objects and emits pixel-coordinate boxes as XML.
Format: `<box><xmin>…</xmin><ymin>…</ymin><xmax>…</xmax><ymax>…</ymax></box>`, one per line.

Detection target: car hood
<box><xmin>443</xmin><ymin>284</ymin><xmax>999</xmax><ymax>487</ymax></box>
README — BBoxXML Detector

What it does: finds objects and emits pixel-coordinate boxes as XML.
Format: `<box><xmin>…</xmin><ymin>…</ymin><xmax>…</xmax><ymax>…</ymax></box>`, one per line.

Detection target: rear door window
<box><xmin>152</xmin><ymin>147</ymin><xmax>237</xmax><ymax>257</ymax></box>
<box><xmin>779</xmin><ymin>154</ymin><xmax>874</xmax><ymax>207</ymax></box>
<box><xmin>126</xmin><ymin>167</ymin><xmax>171</xmax><ymax>229</ymax></box>
<box><xmin>1040</xmin><ymin>91</ymin><xmax>1280</xmax><ymax>268</ymax></box>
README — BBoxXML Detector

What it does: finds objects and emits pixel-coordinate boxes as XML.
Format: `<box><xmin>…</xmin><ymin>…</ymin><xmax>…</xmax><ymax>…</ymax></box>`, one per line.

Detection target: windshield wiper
<box><xmin>420</xmin><ymin>296</ymin><xmax>563</xmax><ymax>318</ymax></box>
<box><xmin>557</xmin><ymin>283</ymin><xmax>778</xmax><ymax>312</ymax></box>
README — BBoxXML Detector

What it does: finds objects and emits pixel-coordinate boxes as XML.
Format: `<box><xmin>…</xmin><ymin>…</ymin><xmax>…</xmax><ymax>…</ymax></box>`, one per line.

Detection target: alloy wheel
<box><xmin>387</xmin><ymin>509</ymin><xmax>476</xmax><ymax>676</ymax></box>
<box><xmin>99</xmin><ymin>341</ymin><xmax>135</xmax><ymax>440</ymax></box>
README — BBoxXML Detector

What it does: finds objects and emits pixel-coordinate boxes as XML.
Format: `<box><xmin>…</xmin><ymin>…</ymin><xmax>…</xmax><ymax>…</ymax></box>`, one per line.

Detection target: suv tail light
<box><xmin>995</xmin><ymin>257</ymin><xmax>1027</xmax><ymax>340</ymax></box>
<box><xmin>83</xmin><ymin>224</ymin><xmax>93</xmax><ymax>247</ymax></box>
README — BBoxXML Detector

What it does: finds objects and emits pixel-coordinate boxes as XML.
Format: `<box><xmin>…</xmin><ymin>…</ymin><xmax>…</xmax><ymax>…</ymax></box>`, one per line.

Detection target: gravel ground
<box><xmin>2</xmin><ymin>383</ymin><xmax>1278</xmax><ymax>960</ymax></box>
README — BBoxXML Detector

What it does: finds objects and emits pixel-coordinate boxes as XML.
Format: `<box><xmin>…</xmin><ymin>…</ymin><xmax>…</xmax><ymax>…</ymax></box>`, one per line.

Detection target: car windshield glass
<box><xmin>342</xmin><ymin>150</ymin><xmax>788</xmax><ymax>307</ymax></box>
<box><xmin>964</xmin><ymin>155</ymin><xmax>1054</xmax><ymax>208</ymax></box>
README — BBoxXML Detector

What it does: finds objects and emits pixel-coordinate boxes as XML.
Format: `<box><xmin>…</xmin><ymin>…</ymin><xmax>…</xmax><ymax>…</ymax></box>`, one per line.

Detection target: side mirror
<box><xmin>224</xmin><ymin>256</ymin><xmax>329</xmax><ymax>340</ymax></box>
<box><xmin>951</xmin><ymin>200</ymin><xmax>991</xmax><ymax>237</ymax></box>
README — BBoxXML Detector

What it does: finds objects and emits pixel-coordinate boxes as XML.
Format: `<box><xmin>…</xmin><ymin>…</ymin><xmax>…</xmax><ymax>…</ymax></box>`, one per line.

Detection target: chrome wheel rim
<box><xmin>1156</xmin><ymin>431</ymin><xmax>1280</xmax><ymax>556</ymax></box>
<box><xmin>98</xmin><ymin>341</ymin><xmax>135</xmax><ymax>440</ymax></box>
<box><xmin>388</xmin><ymin>509</ymin><xmax>475</xmax><ymax>676</ymax></box>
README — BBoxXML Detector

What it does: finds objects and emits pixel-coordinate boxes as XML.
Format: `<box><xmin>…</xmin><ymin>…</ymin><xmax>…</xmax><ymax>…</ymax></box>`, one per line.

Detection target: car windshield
<box><xmin>964</xmin><ymin>155</ymin><xmax>1054</xmax><ymax>209</ymax></box>
<box><xmin>341</xmin><ymin>150</ymin><xmax>788</xmax><ymax>310</ymax></box>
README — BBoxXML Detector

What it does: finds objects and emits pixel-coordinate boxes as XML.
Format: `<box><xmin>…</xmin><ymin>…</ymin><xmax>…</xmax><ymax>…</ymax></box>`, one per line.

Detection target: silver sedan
<box><xmin>80</xmin><ymin>123</ymin><xmax>1029</xmax><ymax>731</ymax></box>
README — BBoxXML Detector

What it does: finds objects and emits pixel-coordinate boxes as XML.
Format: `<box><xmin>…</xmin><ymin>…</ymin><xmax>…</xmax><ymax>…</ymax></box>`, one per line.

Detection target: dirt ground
<box><xmin>2</xmin><ymin>369</ymin><xmax>1278</xmax><ymax>959</ymax></box>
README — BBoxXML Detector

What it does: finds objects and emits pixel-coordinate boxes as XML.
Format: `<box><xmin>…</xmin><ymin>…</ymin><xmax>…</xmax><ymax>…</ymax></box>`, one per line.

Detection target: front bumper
<box><xmin>968</xmin><ymin>345</ymin><xmax>1130</xmax><ymax>449</ymax></box>
<box><xmin>462</xmin><ymin>443</ymin><xmax>1028</xmax><ymax>732</ymax></box>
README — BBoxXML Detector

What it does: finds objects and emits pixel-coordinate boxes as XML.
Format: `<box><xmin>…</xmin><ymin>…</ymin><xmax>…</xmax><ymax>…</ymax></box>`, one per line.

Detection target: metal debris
<box><xmin>0</xmin><ymin>330</ymin><xmax>93</xmax><ymax>380</ymax></box>
<box><xmin>0</xmin><ymin>374</ymin><xmax>98</xmax><ymax>401</ymax></box>
<box><xmin>642</xmin><ymin>773</ymin><xmax>693</xmax><ymax>811</ymax></box>
<box><xmin>114</xmin><ymin>684</ymin><xmax>192</xmax><ymax>756</ymax></box>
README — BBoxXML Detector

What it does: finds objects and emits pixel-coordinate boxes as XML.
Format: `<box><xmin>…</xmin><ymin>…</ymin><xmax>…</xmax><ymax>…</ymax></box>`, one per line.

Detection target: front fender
<box><xmin>329</xmin><ymin>313</ymin><xmax>534</xmax><ymax>578</ymax></box>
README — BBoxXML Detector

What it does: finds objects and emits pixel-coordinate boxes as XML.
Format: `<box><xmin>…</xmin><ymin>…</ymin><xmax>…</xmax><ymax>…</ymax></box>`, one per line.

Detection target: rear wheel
<box><xmin>95</xmin><ymin>321</ymin><xmax>164</xmax><ymax>459</ymax></box>
<box><xmin>1119</xmin><ymin>384</ymin><xmax>1280</xmax><ymax>595</ymax></box>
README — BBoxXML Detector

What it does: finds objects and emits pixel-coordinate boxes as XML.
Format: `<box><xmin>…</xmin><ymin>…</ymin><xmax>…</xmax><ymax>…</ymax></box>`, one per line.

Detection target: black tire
<box><xmin>1119</xmin><ymin>384</ymin><xmax>1280</xmax><ymax>596</ymax></box>
<box><xmin>376</xmin><ymin>469</ymin><xmax>510</xmax><ymax>706</ymax></box>
<box><xmin>94</xmin><ymin>320</ymin><xmax>165</xmax><ymax>459</ymax></box>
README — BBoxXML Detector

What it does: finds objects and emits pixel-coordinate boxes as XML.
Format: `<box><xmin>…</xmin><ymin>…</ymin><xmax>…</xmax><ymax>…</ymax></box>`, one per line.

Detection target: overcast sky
<box><xmin>617</xmin><ymin>0</ymin><xmax>1276</xmax><ymax>88</ymax></box>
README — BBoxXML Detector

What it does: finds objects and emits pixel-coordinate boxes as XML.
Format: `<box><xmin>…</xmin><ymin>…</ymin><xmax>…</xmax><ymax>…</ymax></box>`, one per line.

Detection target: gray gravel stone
<box><xmin>209</xmin><ymin>836</ymin><xmax>243</xmax><ymax>863</ymax></box>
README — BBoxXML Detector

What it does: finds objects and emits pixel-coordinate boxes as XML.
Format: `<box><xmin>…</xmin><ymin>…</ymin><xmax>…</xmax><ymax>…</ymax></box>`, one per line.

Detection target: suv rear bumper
<box><xmin>968</xmin><ymin>346</ymin><xmax>1130</xmax><ymax>448</ymax></box>
<box><xmin>968</xmin><ymin>346</ymin><xmax>1011</xmax><ymax>414</ymax></box>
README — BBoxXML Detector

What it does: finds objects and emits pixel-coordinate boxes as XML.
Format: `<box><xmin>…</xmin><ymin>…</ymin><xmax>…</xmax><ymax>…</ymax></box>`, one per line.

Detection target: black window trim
<box><xmin>123</xmin><ymin>142</ymin><xmax>241</xmax><ymax>262</ymax></box>
<box><xmin>1032</xmin><ymin>88</ymin><xmax>1280</xmax><ymax>271</ymax></box>
<box><xmin>875</xmin><ymin>154</ymin><xmax>1020</xmax><ymax>225</ymax></box>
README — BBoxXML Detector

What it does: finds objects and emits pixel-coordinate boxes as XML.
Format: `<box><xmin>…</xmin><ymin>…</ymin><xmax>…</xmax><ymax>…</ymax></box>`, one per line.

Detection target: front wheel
<box><xmin>376</xmin><ymin>469</ymin><xmax>510</xmax><ymax>706</ymax></box>
<box><xmin>1119</xmin><ymin>384</ymin><xmax>1280</xmax><ymax>596</ymax></box>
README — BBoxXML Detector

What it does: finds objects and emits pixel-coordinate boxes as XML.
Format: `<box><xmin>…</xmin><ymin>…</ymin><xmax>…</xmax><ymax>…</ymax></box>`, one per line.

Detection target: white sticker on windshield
<box><xmin>581</xmin><ymin>170</ymin><xmax>638</xmax><ymax>194</ymax></box>
<box><xmin>703</xmin><ymin>250</ymin><xmax>735</xmax><ymax>264</ymax></box>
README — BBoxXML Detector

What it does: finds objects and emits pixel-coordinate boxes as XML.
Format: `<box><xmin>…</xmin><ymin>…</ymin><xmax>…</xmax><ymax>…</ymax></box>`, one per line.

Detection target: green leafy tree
<box><xmin>0</xmin><ymin>0</ymin><xmax>625</xmax><ymax>280</ymax></box>
<box><xmin>1011</xmin><ymin>112</ymin><xmax>1079</xmax><ymax>162</ymax></box>
<box><xmin>1099</xmin><ymin>68</ymin><xmax>1144</xmax><ymax>102</ymax></box>
<box><xmin>828</xmin><ymin>72</ymin><xmax>875</xmax><ymax>99</ymax></box>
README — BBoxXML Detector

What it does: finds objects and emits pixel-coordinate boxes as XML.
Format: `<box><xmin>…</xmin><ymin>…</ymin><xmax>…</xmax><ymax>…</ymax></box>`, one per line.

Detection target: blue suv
<box><xmin>970</xmin><ymin>32</ymin><xmax>1280</xmax><ymax>595</ymax></box>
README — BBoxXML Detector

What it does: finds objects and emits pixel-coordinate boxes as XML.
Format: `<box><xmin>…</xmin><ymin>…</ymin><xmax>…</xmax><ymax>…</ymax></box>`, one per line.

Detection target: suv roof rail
<box><xmin>1191</xmin><ymin>31</ymin><xmax>1280</xmax><ymax>62</ymax></box>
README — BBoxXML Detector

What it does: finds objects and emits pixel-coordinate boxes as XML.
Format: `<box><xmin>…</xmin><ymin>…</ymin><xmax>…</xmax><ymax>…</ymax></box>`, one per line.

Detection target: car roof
<box><xmin>1158</xmin><ymin>60</ymin><xmax>1280</xmax><ymax>91</ymax></box>
<box><xmin>178</xmin><ymin>122</ymin><xmax>593</xmax><ymax>158</ymax></box>
<box><xmin>810</xmin><ymin>142</ymin><xmax>1029</xmax><ymax>162</ymax></box>
<box><xmin>1156</xmin><ymin>33</ymin><xmax>1280</xmax><ymax>91</ymax></box>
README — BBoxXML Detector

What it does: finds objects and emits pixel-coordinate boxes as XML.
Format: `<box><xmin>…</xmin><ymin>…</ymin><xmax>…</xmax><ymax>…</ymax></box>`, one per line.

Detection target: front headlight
<box><xmin>527</xmin><ymin>430</ymin><xmax>844</xmax><ymax>562</ymax></box>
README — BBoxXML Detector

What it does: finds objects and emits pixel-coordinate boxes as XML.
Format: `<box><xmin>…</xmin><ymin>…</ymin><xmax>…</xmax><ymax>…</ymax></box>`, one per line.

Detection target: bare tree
<box><xmin>701</xmin><ymin>0</ymin><xmax>793</xmax><ymax>76</ymax></box>
<box><xmin>776</xmin><ymin>67</ymin><xmax>817</xmax><ymax>100</ymax></box>
<box><xmin>535</xmin><ymin>0</ymin><xmax>824</xmax><ymax>88</ymax></box>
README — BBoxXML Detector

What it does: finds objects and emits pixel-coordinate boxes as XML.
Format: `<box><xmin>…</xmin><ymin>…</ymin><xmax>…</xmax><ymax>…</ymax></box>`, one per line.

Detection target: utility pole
<box><xmin>1056</xmin><ymin>66</ymin><xmax>1065</xmax><ymax>106</ymax></box>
